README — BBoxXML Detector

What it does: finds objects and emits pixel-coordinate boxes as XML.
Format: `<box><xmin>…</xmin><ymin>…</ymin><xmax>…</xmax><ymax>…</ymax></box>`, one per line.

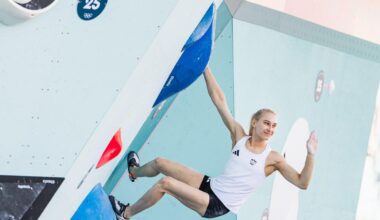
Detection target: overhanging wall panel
<box><xmin>111</xmin><ymin>18</ymin><xmax>235</xmax><ymax>220</ymax></box>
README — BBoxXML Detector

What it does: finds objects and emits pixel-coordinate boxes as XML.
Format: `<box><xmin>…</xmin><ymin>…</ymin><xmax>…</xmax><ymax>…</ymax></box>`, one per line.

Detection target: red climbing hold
<box><xmin>96</xmin><ymin>129</ymin><xmax>122</xmax><ymax>169</ymax></box>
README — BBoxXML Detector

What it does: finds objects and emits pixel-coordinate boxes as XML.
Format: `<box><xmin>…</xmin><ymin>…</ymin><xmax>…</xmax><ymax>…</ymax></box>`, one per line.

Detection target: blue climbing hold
<box><xmin>71</xmin><ymin>183</ymin><xmax>115</xmax><ymax>220</ymax></box>
<box><xmin>182</xmin><ymin>4</ymin><xmax>215</xmax><ymax>52</ymax></box>
<box><xmin>153</xmin><ymin>3</ymin><xmax>215</xmax><ymax>107</ymax></box>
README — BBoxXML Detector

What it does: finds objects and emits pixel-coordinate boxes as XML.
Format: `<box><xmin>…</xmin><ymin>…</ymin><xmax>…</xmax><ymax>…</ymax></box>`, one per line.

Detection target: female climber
<box><xmin>109</xmin><ymin>67</ymin><xmax>318</xmax><ymax>219</ymax></box>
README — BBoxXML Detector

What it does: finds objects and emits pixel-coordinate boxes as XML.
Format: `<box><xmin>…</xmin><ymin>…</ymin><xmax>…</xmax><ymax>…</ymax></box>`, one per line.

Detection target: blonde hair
<box><xmin>249</xmin><ymin>108</ymin><xmax>276</xmax><ymax>136</ymax></box>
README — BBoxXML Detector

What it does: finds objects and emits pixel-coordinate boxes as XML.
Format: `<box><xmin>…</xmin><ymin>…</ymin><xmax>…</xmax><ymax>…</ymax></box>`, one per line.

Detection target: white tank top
<box><xmin>210</xmin><ymin>136</ymin><xmax>271</xmax><ymax>214</ymax></box>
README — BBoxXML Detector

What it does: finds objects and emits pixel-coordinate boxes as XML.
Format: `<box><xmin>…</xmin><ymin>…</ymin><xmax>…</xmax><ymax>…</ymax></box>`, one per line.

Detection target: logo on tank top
<box><xmin>250</xmin><ymin>159</ymin><xmax>257</xmax><ymax>165</ymax></box>
<box><xmin>232</xmin><ymin>150</ymin><xmax>240</xmax><ymax>156</ymax></box>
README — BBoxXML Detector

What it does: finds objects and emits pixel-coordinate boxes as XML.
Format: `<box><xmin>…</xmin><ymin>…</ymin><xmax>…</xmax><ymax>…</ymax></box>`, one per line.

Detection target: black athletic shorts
<box><xmin>199</xmin><ymin>175</ymin><xmax>229</xmax><ymax>218</ymax></box>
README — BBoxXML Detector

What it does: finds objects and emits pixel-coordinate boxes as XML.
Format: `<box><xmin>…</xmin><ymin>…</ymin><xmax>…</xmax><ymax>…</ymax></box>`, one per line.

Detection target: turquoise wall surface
<box><xmin>234</xmin><ymin>18</ymin><xmax>380</xmax><ymax>220</ymax></box>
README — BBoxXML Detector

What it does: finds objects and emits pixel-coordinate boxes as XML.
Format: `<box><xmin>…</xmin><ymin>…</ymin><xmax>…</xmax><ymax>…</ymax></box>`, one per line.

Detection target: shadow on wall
<box><xmin>265</xmin><ymin>119</ymin><xmax>309</xmax><ymax>220</ymax></box>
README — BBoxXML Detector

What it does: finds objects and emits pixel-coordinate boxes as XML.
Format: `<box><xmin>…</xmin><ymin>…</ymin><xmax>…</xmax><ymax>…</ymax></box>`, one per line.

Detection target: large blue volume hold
<box><xmin>72</xmin><ymin>183</ymin><xmax>115</xmax><ymax>220</ymax></box>
<box><xmin>153</xmin><ymin>4</ymin><xmax>215</xmax><ymax>107</ymax></box>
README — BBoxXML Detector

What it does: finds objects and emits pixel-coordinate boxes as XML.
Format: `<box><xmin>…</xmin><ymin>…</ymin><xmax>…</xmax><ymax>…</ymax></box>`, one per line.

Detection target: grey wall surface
<box><xmin>0</xmin><ymin>0</ymin><xmax>178</xmax><ymax>177</ymax></box>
